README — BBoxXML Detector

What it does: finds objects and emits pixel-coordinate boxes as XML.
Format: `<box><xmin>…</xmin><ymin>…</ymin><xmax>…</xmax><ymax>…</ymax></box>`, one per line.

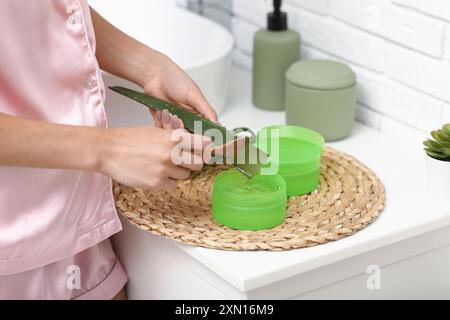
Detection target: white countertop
<box><xmin>173</xmin><ymin>67</ymin><xmax>450</xmax><ymax>292</ymax></box>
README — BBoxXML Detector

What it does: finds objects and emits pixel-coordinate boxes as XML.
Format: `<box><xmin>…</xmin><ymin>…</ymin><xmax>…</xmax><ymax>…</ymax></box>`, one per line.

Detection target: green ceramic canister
<box><xmin>257</xmin><ymin>125</ymin><xmax>325</xmax><ymax>197</ymax></box>
<box><xmin>212</xmin><ymin>169</ymin><xmax>287</xmax><ymax>231</ymax></box>
<box><xmin>285</xmin><ymin>60</ymin><xmax>357</xmax><ymax>141</ymax></box>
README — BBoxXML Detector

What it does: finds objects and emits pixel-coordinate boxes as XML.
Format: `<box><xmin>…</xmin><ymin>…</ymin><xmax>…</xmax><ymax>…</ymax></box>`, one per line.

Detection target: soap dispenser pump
<box><xmin>253</xmin><ymin>0</ymin><xmax>301</xmax><ymax>111</ymax></box>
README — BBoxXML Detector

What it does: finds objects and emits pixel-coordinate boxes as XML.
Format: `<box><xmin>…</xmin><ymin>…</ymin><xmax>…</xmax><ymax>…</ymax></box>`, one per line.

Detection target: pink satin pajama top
<box><xmin>0</xmin><ymin>0</ymin><xmax>121</xmax><ymax>276</ymax></box>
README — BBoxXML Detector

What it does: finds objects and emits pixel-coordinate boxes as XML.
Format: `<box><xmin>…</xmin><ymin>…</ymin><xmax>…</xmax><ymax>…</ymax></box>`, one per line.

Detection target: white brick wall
<box><xmin>233</xmin><ymin>0</ymin><xmax>271</xmax><ymax>26</ymax></box>
<box><xmin>443</xmin><ymin>105</ymin><xmax>450</xmax><ymax>123</ymax></box>
<box><xmin>329</xmin><ymin>0</ymin><xmax>446</xmax><ymax>57</ymax></box>
<box><xmin>190</xmin><ymin>0</ymin><xmax>450</xmax><ymax>139</ymax></box>
<box><xmin>286</xmin><ymin>0</ymin><xmax>328</xmax><ymax>15</ymax></box>
<box><xmin>231</xmin><ymin>17</ymin><xmax>257</xmax><ymax>55</ymax></box>
<box><xmin>352</xmin><ymin>63</ymin><xmax>444</xmax><ymax>131</ymax></box>
<box><xmin>355</xmin><ymin>105</ymin><xmax>383</xmax><ymax>129</ymax></box>
<box><xmin>301</xmin><ymin>44</ymin><xmax>330</xmax><ymax>60</ymax></box>
<box><xmin>393</xmin><ymin>0</ymin><xmax>450</xmax><ymax>21</ymax></box>
<box><xmin>445</xmin><ymin>25</ymin><xmax>450</xmax><ymax>62</ymax></box>
<box><xmin>385</xmin><ymin>44</ymin><xmax>450</xmax><ymax>101</ymax></box>
<box><xmin>291</xmin><ymin>6</ymin><xmax>387</xmax><ymax>71</ymax></box>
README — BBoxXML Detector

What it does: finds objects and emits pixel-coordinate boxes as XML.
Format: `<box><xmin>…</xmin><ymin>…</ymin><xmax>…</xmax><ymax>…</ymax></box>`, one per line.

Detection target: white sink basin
<box><xmin>89</xmin><ymin>0</ymin><xmax>234</xmax><ymax>127</ymax></box>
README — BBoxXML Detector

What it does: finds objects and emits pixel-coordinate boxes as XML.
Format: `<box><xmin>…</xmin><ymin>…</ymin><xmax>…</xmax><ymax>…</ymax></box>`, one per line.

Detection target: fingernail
<box><xmin>162</xmin><ymin>110</ymin><xmax>170</xmax><ymax>124</ymax></box>
<box><xmin>156</xmin><ymin>111</ymin><xmax>162</xmax><ymax>122</ymax></box>
<box><xmin>172</xmin><ymin>115</ymin><xmax>181</xmax><ymax>129</ymax></box>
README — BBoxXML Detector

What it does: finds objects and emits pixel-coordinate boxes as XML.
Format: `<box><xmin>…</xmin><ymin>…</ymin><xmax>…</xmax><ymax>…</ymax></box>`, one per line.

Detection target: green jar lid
<box><xmin>212</xmin><ymin>169</ymin><xmax>287</xmax><ymax>231</ymax></box>
<box><xmin>286</xmin><ymin>59</ymin><xmax>356</xmax><ymax>90</ymax></box>
<box><xmin>257</xmin><ymin>125</ymin><xmax>325</xmax><ymax>196</ymax></box>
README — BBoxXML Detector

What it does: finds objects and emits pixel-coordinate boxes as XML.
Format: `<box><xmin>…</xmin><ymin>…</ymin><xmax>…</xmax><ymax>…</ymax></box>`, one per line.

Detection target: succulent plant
<box><xmin>424</xmin><ymin>123</ymin><xmax>450</xmax><ymax>161</ymax></box>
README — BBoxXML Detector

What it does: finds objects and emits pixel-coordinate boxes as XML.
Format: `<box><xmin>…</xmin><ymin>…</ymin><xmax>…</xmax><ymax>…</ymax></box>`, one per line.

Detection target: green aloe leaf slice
<box><xmin>109</xmin><ymin>86</ymin><xmax>267</xmax><ymax>178</ymax></box>
<box><xmin>109</xmin><ymin>86</ymin><xmax>235</xmax><ymax>145</ymax></box>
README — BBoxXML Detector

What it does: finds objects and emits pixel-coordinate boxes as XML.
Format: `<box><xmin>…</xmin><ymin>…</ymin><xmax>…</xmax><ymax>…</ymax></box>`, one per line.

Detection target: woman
<box><xmin>0</xmin><ymin>0</ymin><xmax>217</xmax><ymax>300</ymax></box>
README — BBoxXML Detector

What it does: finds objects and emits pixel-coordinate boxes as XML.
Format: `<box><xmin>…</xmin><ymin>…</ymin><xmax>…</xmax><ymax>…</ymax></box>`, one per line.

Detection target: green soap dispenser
<box><xmin>253</xmin><ymin>0</ymin><xmax>301</xmax><ymax>111</ymax></box>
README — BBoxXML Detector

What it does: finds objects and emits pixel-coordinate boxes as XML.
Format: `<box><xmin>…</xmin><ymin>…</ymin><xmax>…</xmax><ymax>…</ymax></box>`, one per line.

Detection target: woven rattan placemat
<box><xmin>114</xmin><ymin>147</ymin><xmax>385</xmax><ymax>251</ymax></box>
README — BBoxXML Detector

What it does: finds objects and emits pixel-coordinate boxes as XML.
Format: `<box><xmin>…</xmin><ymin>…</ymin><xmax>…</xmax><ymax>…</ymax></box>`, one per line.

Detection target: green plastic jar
<box><xmin>257</xmin><ymin>125</ymin><xmax>324</xmax><ymax>197</ymax></box>
<box><xmin>212</xmin><ymin>169</ymin><xmax>287</xmax><ymax>231</ymax></box>
<box><xmin>285</xmin><ymin>59</ymin><xmax>357</xmax><ymax>141</ymax></box>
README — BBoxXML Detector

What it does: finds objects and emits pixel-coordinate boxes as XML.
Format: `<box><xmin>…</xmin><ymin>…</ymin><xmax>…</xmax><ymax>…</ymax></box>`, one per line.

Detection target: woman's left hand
<box><xmin>140</xmin><ymin>52</ymin><xmax>218</xmax><ymax>129</ymax></box>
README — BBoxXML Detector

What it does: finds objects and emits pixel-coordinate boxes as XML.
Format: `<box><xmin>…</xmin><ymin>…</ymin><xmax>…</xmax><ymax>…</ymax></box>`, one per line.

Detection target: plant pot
<box><xmin>426</xmin><ymin>155</ymin><xmax>450</xmax><ymax>200</ymax></box>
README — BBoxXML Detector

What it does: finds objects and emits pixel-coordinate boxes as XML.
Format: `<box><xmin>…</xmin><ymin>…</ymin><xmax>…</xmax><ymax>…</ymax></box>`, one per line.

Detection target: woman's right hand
<box><xmin>98</xmin><ymin>126</ymin><xmax>211</xmax><ymax>191</ymax></box>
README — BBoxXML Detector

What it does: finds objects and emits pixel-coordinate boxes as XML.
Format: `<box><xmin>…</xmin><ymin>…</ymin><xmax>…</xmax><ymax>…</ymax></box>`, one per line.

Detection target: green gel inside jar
<box><xmin>212</xmin><ymin>169</ymin><xmax>287</xmax><ymax>231</ymax></box>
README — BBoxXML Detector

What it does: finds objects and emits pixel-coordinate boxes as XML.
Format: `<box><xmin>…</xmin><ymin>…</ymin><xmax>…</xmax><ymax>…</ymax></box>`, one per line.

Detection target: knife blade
<box><xmin>109</xmin><ymin>86</ymin><xmax>268</xmax><ymax>178</ymax></box>
<box><xmin>209</xmin><ymin>136</ymin><xmax>269</xmax><ymax>178</ymax></box>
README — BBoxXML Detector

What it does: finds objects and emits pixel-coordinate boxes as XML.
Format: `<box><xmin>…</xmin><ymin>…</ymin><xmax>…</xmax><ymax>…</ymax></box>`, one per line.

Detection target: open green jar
<box><xmin>212</xmin><ymin>169</ymin><xmax>287</xmax><ymax>230</ymax></box>
<box><xmin>257</xmin><ymin>125</ymin><xmax>325</xmax><ymax>196</ymax></box>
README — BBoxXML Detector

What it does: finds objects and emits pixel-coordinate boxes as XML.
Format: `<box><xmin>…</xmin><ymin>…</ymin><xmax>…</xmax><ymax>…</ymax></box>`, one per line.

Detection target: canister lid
<box><xmin>286</xmin><ymin>59</ymin><xmax>356</xmax><ymax>90</ymax></box>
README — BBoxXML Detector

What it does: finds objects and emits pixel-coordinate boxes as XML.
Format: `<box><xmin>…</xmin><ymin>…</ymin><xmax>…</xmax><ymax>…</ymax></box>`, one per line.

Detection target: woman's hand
<box><xmin>141</xmin><ymin>52</ymin><xmax>218</xmax><ymax>127</ymax></box>
<box><xmin>0</xmin><ymin>113</ymin><xmax>212</xmax><ymax>191</ymax></box>
<box><xmin>90</xmin><ymin>9</ymin><xmax>216</xmax><ymax>190</ymax></box>
<box><xmin>98</xmin><ymin>127</ymin><xmax>211</xmax><ymax>191</ymax></box>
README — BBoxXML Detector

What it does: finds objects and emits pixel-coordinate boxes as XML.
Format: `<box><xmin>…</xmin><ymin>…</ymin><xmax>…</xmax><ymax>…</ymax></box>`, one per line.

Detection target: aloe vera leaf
<box><xmin>109</xmin><ymin>86</ymin><xmax>269</xmax><ymax>178</ymax></box>
<box><xmin>109</xmin><ymin>86</ymin><xmax>235</xmax><ymax>145</ymax></box>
